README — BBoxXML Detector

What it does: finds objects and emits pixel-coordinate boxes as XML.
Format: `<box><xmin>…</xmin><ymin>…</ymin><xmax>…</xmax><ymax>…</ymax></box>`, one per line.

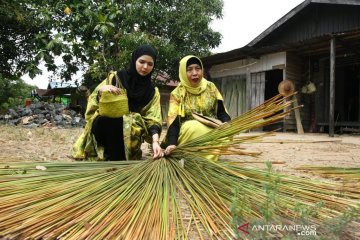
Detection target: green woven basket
<box><xmin>98</xmin><ymin>72</ymin><xmax>129</xmax><ymax>118</ymax></box>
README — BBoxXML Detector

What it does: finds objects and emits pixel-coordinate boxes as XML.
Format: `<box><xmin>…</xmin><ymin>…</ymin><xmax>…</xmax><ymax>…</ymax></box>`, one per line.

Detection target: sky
<box><xmin>211</xmin><ymin>0</ymin><xmax>305</xmax><ymax>53</ymax></box>
<box><xmin>24</xmin><ymin>0</ymin><xmax>305</xmax><ymax>89</ymax></box>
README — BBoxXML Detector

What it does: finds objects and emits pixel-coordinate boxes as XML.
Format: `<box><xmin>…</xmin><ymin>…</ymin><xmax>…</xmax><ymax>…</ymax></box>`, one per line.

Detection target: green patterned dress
<box><xmin>72</xmin><ymin>74</ymin><xmax>162</xmax><ymax>161</ymax></box>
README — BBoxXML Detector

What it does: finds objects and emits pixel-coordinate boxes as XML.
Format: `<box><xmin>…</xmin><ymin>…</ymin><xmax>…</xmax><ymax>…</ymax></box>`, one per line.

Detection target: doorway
<box><xmin>263</xmin><ymin>69</ymin><xmax>284</xmax><ymax>131</ymax></box>
<box><xmin>265</xmin><ymin>69</ymin><xmax>283</xmax><ymax>100</ymax></box>
<box><xmin>339</xmin><ymin>65</ymin><xmax>360</xmax><ymax>122</ymax></box>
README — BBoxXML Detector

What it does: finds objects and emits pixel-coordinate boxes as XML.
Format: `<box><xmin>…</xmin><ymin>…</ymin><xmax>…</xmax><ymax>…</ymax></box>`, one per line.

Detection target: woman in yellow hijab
<box><xmin>163</xmin><ymin>55</ymin><xmax>230</xmax><ymax>159</ymax></box>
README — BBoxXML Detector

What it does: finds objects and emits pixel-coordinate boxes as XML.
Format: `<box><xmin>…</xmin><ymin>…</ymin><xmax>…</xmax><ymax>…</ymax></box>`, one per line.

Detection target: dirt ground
<box><xmin>1</xmin><ymin>125</ymin><xmax>359</xmax><ymax>172</ymax></box>
<box><xmin>226</xmin><ymin>131</ymin><xmax>360</xmax><ymax>177</ymax></box>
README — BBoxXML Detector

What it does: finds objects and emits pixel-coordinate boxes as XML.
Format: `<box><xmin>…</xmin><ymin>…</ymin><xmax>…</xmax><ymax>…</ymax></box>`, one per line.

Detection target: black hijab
<box><xmin>117</xmin><ymin>44</ymin><xmax>157</xmax><ymax>113</ymax></box>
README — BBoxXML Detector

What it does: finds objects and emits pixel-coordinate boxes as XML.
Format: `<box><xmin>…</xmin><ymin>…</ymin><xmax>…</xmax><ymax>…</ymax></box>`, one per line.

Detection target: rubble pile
<box><xmin>0</xmin><ymin>102</ymin><xmax>86</xmax><ymax>128</ymax></box>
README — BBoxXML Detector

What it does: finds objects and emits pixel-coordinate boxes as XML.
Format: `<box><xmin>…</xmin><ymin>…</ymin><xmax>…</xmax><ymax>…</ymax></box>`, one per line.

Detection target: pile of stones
<box><xmin>0</xmin><ymin>102</ymin><xmax>86</xmax><ymax>128</ymax></box>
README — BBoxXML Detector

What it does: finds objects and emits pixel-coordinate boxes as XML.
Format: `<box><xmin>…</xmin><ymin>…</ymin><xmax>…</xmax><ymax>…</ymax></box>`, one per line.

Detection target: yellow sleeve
<box><xmin>167</xmin><ymin>87</ymin><xmax>182</xmax><ymax>127</ymax></box>
<box><xmin>141</xmin><ymin>88</ymin><xmax>162</xmax><ymax>131</ymax></box>
<box><xmin>214</xmin><ymin>84</ymin><xmax>230</xmax><ymax>114</ymax></box>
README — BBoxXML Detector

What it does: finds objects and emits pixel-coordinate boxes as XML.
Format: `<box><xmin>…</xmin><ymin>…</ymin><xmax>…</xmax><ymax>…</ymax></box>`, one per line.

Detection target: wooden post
<box><xmin>329</xmin><ymin>37</ymin><xmax>336</xmax><ymax>137</ymax></box>
<box><xmin>292</xmin><ymin>96</ymin><xmax>304</xmax><ymax>134</ymax></box>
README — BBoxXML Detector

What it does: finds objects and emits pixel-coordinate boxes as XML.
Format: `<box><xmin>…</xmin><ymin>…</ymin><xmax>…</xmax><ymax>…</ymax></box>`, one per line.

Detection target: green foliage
<box><xmin>322</xmin><ymin>206</ymin><xmax>360</xmax><ymax>238</ymax></box>
<box><xmin>0</xmin><ymin>74</ymin><xmax>36</xmax><ymax>111</ymax></box>
<box><xmin>1</xmin><ymin>0</ymin><xmax>223</xmax><ymax>86</ymax></box>
<box><xmin>293</xmin><ymin>201</ymin><xmax>325</xmax><ymax>224</ymax></box>
<box><xmin>0</xmin><ymin>0</ymin><xmax>44</xmax><ymax>79</ymax></box>
<box><xmin>230</xmin><ymin>185</ymin><xmax>251</xmax><ymax>239</ymax></box>
<box><xmin>230</xmin><ymin>161</ymin><xmax>359</xmax><ymax>239</ymax></box>
<box><xmin>260</xmin><ymin>161</ymin><xmax>281</xmax><ymax>223</ymax></box>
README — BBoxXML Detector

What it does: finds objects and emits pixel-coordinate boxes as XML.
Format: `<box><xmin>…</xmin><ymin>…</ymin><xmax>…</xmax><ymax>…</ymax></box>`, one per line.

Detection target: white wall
<box><xmin>208</xmin><ymin>52</ymin><xmax>286</xmax><ymax>78</ymax></box>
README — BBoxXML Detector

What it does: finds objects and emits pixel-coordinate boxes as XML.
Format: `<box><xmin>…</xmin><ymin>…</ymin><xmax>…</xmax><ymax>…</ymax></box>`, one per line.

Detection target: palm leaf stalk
<box><xmin>174</xmin><ymin>152</ymin><xmax>359</xmax><ymax>214</ymax></box>
<box><xmin>169</xmin><ymin>154</ymin><xmax>360</xmax><ymax>238</ymax></box>
<box><xmin>0</xmin><ymin>94</ymin><xmax>359</xmax><ymax>239</ymax></box>
<box><xmin>296</xmin><ymin>166</ymin><xmax>360</xmax><ymax>181</ymax></box>
<box><xmin>175</xmin><ymin>94</ymin><xmax>298</xmax><ymax>156</ymax></box>
<box><xmin>2</xmin><ymin>159</ymin><xmax>357</xmax><ymax>239</ymax></box>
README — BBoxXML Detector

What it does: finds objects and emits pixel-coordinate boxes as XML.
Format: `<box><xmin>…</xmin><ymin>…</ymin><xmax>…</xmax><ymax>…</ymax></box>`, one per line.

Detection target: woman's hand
<box><xmin>164</xmin><ymin>145</ymin><xmax>176</xmax><ymax>156</ymax></box>
<box><xmin>98</xmin><ymin>85</ymin><xmax>121</xmax><ymax>95</ymax></box>
<box><xmin>220</xmin><ymin>121</ymin><xmax>229</xmax><ymax>126</ymax></box>
<box><xmin>152</xmin><ymin>141</ymin><xmax>164</xmax><ymax>159</ymax></box>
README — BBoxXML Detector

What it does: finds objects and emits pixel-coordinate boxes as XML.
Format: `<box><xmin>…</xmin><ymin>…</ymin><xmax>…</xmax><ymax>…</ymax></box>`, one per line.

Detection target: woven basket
<box><xmin>98</xmin><ymin>72</ymin><xmax>129</xmax><ymax>118</ymax></box>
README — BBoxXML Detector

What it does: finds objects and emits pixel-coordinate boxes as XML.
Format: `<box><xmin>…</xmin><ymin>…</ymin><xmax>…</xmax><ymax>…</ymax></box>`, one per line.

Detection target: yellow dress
<box><xmin>72</xmin><ymin>73</ymin><xmax>162</xmax><ymax>161</ymax></box>
<box><xmin>166</xmin><ymin>55</ymin><xmax>228</xmax><ymax>160</ymax></box>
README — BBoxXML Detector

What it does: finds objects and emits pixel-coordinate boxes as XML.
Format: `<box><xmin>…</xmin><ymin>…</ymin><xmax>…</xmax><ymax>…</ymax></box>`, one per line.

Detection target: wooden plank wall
<box><xmin>285</xmin><ymin>52</ymin><xmax>310</xmax><ymax>132</ymax></box>
<box><xmin>158</xmin><ymin>87</ymin><xmax>173</xmax><ymax>125</ymax></box>
<box><xmin>250</xmin><ymin>72</ymin><xmax>265</xmax><ymax>109</ymax></box>
<box><xmin>212</xmin><ymin>75</ymin><xmax>247</xmax><ymax>118</ymax></box>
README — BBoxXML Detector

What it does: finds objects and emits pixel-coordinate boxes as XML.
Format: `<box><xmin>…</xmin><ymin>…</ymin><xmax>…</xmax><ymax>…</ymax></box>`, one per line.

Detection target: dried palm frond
<box><xmin>296</xmin><ymin>166</ymin><xmax>360</xmax><ymax>181</ymax></box>
<box><xmin>0</xmin><ymin>94</ymin><xmax>359</xmax><ymax>239</ymax></box>
<box><xmin>175</xmin><ymin>94</ymin><xmax>297</xmax><ymax>156</ymax></box>
<box><xmin>1</xmin><ymin>157</ymin><xmax>359</xmax><ymax>239</ymax></box>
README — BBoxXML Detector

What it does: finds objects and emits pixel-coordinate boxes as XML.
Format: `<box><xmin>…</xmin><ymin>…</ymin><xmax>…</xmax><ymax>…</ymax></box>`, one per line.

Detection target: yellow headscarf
<box><xmin>179</xmin><ymin>55</ymin><xmax>208</xmax><ymax>95</ymax></box>
<box><xmin>177</xmin><ymin>55</ymin><xmax>209</xmax><ymax>117</ymax></box>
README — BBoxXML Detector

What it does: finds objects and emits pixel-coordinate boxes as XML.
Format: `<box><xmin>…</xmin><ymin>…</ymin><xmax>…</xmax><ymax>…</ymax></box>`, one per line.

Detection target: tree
<box><xmin>0</xmin><ymin>0</ymin><xmax>45</xmax><ymax>79</ymax></box>
<box><xmin>0</xmin><ymin>1</ymin><xmax>38</xmax><ymax>110</ymax></box>
<box><xmin>1</xmin><ymin>0</ymin><xmax>223</xmax><ymax>88</ymax></box>
<box><xmin>0</xmin><ymin>74</ymin><xmax>35</xmax><ymax>111</ymax></box>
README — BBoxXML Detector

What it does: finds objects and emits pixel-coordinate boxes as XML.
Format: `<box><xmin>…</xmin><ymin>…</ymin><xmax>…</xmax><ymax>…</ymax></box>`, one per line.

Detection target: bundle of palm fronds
<box><xmin>296</xmin><ymin>166</ymin><xmax>360</xmax><ymax>181</ymax></box>
<box><xmin>0</xmin><ymin>94</ymin><xmax>359</xmax><ymax>239</ymax></box>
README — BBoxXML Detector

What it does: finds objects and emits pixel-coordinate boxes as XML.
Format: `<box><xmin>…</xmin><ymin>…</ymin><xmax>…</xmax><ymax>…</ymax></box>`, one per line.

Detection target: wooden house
<box><xmin>202</xmin><ymin>0</ymin><xmax>360</xmax><ymax>135</ymax></box>
<box><xmin>35</xmin><ymin>81</ymin><xmax>78</xmax><ymax>103</ymax></box>
<box><xmin>35</xmin><ymin>81</ymin><xmax>89</xmax><ymax>116</ymax></box>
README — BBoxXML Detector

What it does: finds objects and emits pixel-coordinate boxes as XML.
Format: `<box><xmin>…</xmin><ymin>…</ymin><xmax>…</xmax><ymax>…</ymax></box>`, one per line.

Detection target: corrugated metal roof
<box><xmin>47</xmin><ymin>81</ymin><xmax>78</xmax><ymax>89</ymax></box>
<box><xmin>248</xmin><ymin>0</ymin><xmax>360</xmax><ymax>47</ymax></box>
<box><xmin>202</xmin><ymin>0</ymin><xmax>360</xmax><ymax>66</ymax></box>
<box><xmin>252</xmin><ymin>2</ymin><xmax>360</xmax><ymax>47</ymax></box>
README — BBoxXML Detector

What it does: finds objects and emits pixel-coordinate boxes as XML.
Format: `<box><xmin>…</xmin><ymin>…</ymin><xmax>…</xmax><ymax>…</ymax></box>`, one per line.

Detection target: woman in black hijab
<box><xmin>72</xmin><ymin>44</ymin><xmax>163</xmax><ymax>161</ymax></box>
